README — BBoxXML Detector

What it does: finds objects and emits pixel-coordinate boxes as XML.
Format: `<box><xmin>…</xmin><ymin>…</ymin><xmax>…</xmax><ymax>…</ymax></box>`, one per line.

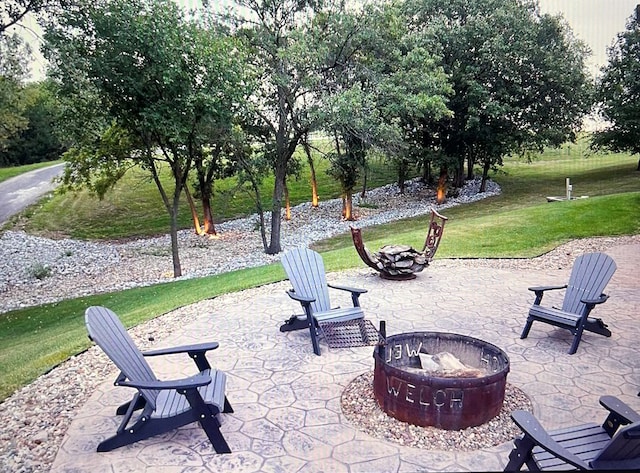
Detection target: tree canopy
<box><xmin>28</xmin><ymin>0</ymin><xmax>603</xmax><ymax>266</ymax></box>
<box><xmin>45</xmin><ymin>0</ymin><xmax>250</xmax><ymax>276</ymax></box>
<box><xmin>591</xmin><ymin>5</ymin><xmax>640</xmax><ymax>170</ymax></box>
<box><xmin>403</xmin><ymin>0</ymin><xmax>592</xmax><ymax>190</ymax></box>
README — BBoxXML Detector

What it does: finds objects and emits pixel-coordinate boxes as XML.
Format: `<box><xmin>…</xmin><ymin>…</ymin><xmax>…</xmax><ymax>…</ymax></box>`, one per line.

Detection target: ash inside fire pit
<box><xmin>374</xmin><ymin>332</ymin><xmax>510</xmax><ymax>430</ymax></box>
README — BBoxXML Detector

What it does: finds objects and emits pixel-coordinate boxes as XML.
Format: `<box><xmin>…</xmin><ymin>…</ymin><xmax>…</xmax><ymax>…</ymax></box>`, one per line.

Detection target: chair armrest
<box><xmin>142</xmin><ymin>341</ymin><xmax>219</xmax><ymax>371</ymax></box>
<box><xmin>142</xmin><ymin>341</ymin><xmax>219</xmax><ymax>357</ymax></box>
<box><xmin>582</xmin><ymin>293</ymin><xmax>609</xmax><ymax>306</ymax></box>
<box><xmin>510</xmin><ymin>410</ymin><xmax>590</xmax><ymax>470</ymax></box>
<box><xmin>528</xmin><ymin>285</ymin><xmax>567</xmax><ymax>305</ymax></box>
<box><xmin>528</xmin><ymin>285</ymin><xmax>567</xmax><ymax>293</ymax></box>
<box><xmin>327</xmin><ymin>283</ymin><xmax>367</xmax><ymax>295</ymax></box>
<box><xmin>599</xmin><ymin>395</ymin><xmax>640</xmax><ymax>435</ymax></box>
<box><xmin>328</xmin><ymin>284</ymin><xmax>367</xmax><ymax>308</ymax></box>
<box><xmin>117</xmin><ymin>373</ymin><xmax>212</xmax><ymax>390</ymax></box>
<box><xmin>286</xmin><ymin>289</ymin><xmax>315</xmax><ymax>304</ymax></box>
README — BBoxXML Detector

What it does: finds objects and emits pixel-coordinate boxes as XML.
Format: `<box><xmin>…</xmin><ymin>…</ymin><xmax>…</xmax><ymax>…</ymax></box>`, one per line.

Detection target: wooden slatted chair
<box><xmin>280</xmin><ymin>247</ymin><xmax>367</xmax><ymax>355</ymax></box>
<box><xmin>85</xmin><ymin>306</ymin><xmax>233</xmax><ymax>453</ymax></box>
<box><xmin>504</xmin><ymin>395</ymin><xmax>640</xmax><ymax>471</ymax></box>
<box><xmin>520</xmin><ymin>252</ymin><xmax>617</xmax><ymax>354</ymax></box>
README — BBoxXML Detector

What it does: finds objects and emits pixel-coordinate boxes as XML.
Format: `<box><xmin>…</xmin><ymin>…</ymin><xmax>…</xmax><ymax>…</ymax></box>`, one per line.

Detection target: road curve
<box><xmin>0</xmin><ymin>163</ymin><xmax>65</xmax><ymax>224</ymax></box>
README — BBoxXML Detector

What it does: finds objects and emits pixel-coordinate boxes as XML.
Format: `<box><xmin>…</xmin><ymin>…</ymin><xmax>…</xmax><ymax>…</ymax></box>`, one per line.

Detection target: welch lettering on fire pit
<box><xmin>373</xmin><ymin>331</ymin><xmax>510</xmax><ymax>430</ymax></box>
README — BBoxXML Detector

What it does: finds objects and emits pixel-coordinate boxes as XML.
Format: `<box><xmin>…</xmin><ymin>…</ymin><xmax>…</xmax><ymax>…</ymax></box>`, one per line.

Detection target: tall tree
<box><xmin>1</xmin><ymin>80</ymin><xmax>66</xmax><ymax>165</ymax></box>
<box><xmin>0</xmin><ymin>30</ymin><xmax>31</xmax><ymax>153</ymax></box>
<box><xmin>316</xmin><ymin>2</ymin><xmax>450</xmax><ymax>218</ymax></box>
<box><xmin>1</xmin><ymin>0</ymin><xmax>77</xmax><ymax>152</ymax></box>
<box><xmin>45</xmin><ymin>0</ymin><xmax>247</xmax><ymax>276</ymax></box>
<box><xmin>404</xmin><ymin>0</ymin><xmax>592</xmax><ymax>191</ymax></box>
<box><xmin>225</xmin><ymin>0</ymin><xmax>326</xmax><ymax>254</ymax></box>
<box><xmin>591</xmin><ymin>5</ymin><xmax>640</xmax><ymax>171</ymax></box>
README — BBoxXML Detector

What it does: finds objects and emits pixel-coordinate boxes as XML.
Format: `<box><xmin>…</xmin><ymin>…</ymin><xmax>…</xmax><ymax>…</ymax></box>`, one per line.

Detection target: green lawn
<box><xmin>0</xmin><ymin>142</ymin><xmax>639</xmax><ymax>401</ymax></box>
<box><xmin>16</xmin><ymin>143</ymin><xmax>413</xmax><ymax>240</ymax></box>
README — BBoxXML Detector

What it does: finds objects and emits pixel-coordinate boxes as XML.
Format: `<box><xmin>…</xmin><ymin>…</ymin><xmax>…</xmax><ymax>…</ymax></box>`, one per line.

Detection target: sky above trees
<box><xmin>538</xmin><ymin>0</ymin><xmax>639</xmax><ymax>76</ymax></box>
<box><xmin>10</xmin><ymin>1</ymin><xmax>640</xmax><ymax>81</ymax></box>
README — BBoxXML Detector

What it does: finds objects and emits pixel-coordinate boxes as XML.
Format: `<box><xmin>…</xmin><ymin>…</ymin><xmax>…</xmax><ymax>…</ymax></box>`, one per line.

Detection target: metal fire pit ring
<box><xmin>373</xmin><ymin>332</ymin><xmax>510</xmax><ymax>430</ymax></box>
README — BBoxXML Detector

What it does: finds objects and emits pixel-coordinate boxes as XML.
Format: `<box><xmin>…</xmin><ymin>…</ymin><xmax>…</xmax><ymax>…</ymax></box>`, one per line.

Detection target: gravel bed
<box><xmin>0</xmin><ymin>177</ymin><xmax>499</xmax><ymax>314</ymax></box>
<box><xmin>341</xmin><ymin>371</ymin><xmax>532</xmax><ymax>451</ymax></box>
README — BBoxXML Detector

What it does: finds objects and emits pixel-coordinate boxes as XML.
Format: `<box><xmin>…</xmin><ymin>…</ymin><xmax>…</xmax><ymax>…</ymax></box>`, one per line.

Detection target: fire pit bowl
<box><xmin>373</xmin><ymin>332</ymin><xmax>510</xmax><ymax>430</ymax></box>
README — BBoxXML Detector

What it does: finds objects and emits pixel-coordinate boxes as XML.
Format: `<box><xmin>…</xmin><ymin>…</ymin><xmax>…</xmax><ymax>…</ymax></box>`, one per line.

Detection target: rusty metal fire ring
<box><xmin>373</xmin><ymin>332</ymin><xmax>510</xmax><ymax>430</ymax></box>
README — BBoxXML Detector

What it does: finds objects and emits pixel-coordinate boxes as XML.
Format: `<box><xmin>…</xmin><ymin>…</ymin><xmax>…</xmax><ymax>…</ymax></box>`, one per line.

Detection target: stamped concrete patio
<box><xmin>51</xmin><ymin>241</ymin><xmax>640</xmax><ymax>472</ymax></box>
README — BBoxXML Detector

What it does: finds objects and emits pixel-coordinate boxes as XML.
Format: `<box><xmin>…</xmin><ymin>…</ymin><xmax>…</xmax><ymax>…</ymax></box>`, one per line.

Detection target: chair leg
<box><xmin>97</xmin><ymin>415</ymin><xmax>168</xmax><ymax>452</ymax></box>
<box><xmin>568</xmin><ymin>325</ymin><xmax>585</xmax><ymax>355</ymax></box>
<box><xmin>309</xmin><ymin>319</ymin><xmax>321</xmax><ymax>355</ymax></box>
<box><xmin>584</xmin><ymin>318</ymin><xmax>611</xmax><ymax>337</ymax></box>
<box><xmin>503</xmin><ymin>436</ymin><xmax>535</xmax><ymax>472</ymax></box>
<box><xmin>182</xmin><ymin>389</ymin><xmax>231</xmax><ymax>454</ymax></box>
<box><xmin>223</xmin><ymin>397</ymin><xmax>234</xmax><ymax>414</ymax></box>
<box><xmin>116</xmin><ymin>393</ymin><xmax>146</xmax><ymax>415</ymax></box>
<box><xmin>520</xmin><ymin>318</ymin><xmax>534</xmax><ymax>339</ymax></box>
<box><xmin>198</xmin><ymin>414</ymin><xmax>231</xmax><ymax>454</ymax></box>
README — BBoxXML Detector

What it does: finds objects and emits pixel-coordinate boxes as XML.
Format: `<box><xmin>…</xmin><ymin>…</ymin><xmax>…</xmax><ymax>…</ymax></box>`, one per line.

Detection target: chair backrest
<box><xmin>85</xmin><ymin>306</ymin><xmax>159</xmax><ymax>409</ymax></box>
<box><xmin>562</xmin><ymin>252</ymin><xmax>617</xmax><ymax>315</ymax></box>
<box><xmin>591</xmin><ymin>421</ymin><xmax>640</xmax><ymax>464</ymax></box>
<box><xmin>281</xmin><ymin>247</ymin><xmax>331</xmax><ymax>313</ymax></box>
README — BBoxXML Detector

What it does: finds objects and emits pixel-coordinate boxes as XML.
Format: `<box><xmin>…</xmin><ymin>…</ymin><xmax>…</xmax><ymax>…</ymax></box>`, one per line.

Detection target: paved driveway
<box><xmin>52</xmin><ymin>241</ymin><xmax>640</xmax><ymax>472</ymax></box>
<box><xmin>0</xmin><ymin>163</ymin><xmax>65</xmax><ymax>224</ymax></box>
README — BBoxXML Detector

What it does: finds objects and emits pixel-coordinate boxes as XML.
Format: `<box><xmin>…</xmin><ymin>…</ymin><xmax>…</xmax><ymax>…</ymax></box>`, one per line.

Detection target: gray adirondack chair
<box><xmin>504</xmin><ymin>395</ymin><xmax>640</xmax><ymax>471</ymax></box>
<box><xmin>280</xmin><ymin>247</ymin><xmax>367</xmax><ymax>355</ymax></box>
<box><xmin>85</xmin><ymin>306</ymin><xmax>232</xmax><ymax>453</ymax></box>
<box><xmin>520</xmin><ymin>252</ymin><xmax>616</xmax><ymax>354</ymax></box>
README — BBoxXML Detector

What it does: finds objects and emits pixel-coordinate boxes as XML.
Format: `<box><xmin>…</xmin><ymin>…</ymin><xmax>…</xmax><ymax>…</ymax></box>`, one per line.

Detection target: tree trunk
<box><xmin>397</xmin><ymin>159</ymin><xmax>407</xmax><ymax>194</ymax></box>
<box><xmin>360</xmin><ymin>167</ymin><xmax>368</xmax><ymax>198</ymax></box>
<box><xmin>302</xmin><ymin>136</ymin><xmax>319</xmax><ymax>207</ymax></box>
<box><xmin>267</xmin><ymin>168</ymin><xmax>285</xmax><ymax>255</ymax></box>
<box><xmin>237</xmin><ymin>152</ymin><xmax>270</xmax><ymax>251</ymax></box>
<box><xmin>196</xmin><ymin>156</ymin><xmax>217</xmax><ymax>236</ymax></box>
<box><xmin>467</xmin><ymin>154</ymin><xmax>475</xmax><ymax>180</ymax></box>
<box><xmin>344</xmin><ymin>191</ymin><xmax>354</xmax><ymax>221</ymax></box>
<box><xmin>422</xmin><ymin>158</ymin><xmax>432</xmax><ymax>184</ymax></box>
<box><xmin>183</xmin><ymin>185</ymin><xmax>204</xmax><ymax>235</ymax></box>
<box><xmin>437</xmin><ymin>166</ymin><xmax>447</xmax><ymax>204</ymax></box>
<box><xmin>284</xmin><ymin>181</ymin><xmax>291</xmax><ymax>220</ymax></box>
<box><xmin>201</xmin><ymin>193</ymin><xmax>217</xmax><ymax>235</ymax></box>
<box><xmin>149</xmin><ymin>158</ymin><xmax>182</xmax><ymax>277</ymax></box>
<box><xmin>480</xmin><ymin>160</ymin><xmax>490</xmax><ymax>192</ymax></box>
<box><xmin>169</xmin><ymin>198</ymin><xmax>182</xmax><ymax>278</ymax></box>
<box><xmin>452</xmin><ymin>156</ymin><xmax>465</xmax><ymax>188</ymax></box>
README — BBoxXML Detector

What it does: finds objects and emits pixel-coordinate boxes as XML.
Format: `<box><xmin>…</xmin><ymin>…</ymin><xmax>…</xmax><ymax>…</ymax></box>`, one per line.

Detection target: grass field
<box><xmin>0</xmin><ymin>139</ymin><xmax>638</xmax><ymax>401</ymax></box>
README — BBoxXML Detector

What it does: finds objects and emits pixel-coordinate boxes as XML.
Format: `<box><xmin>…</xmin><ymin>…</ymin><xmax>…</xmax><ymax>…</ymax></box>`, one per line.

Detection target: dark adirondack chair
<box><xmin>520</xmin><ymin>252</ymin><xmax>617</xmax><ymax>354</ymax></box>
<box><xmin>280</xmin><ymin>247</ymin><xmax>367</xmax><ymax>355</ymax></box>
<box><xmin>85</xmin><ymin>306</ymin><xmax>233</xmax><ymax>453</ymax></box>
<box><xmin>350</xmin><ymin>209</ymin><xmax>447</xmax><ymax>280</ymax></box>
<box><xmin>504</xmin><ymin>395</ymin><xmax>640</xmax><ymax>471</ymax></box>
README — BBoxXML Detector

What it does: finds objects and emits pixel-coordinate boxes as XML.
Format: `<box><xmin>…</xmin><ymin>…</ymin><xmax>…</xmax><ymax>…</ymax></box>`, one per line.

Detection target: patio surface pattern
<box><xmin>51</xmin><ymin>242</ymin><xmax>640</xmax><ymax>472</ymax></box>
